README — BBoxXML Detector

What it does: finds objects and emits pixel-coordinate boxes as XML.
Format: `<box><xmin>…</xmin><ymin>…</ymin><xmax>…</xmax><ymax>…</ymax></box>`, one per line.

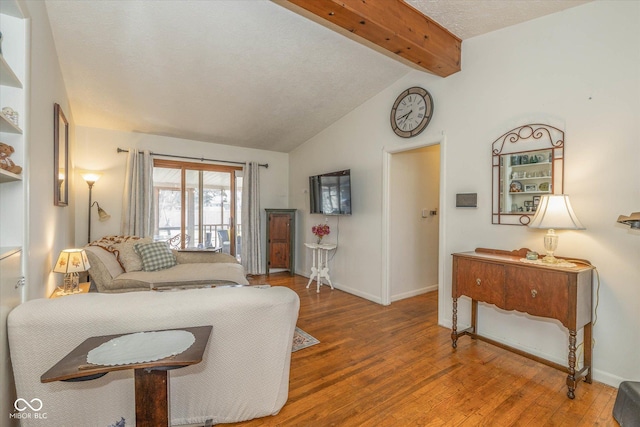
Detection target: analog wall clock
<box><xmin>390</xmin><ymin>87</ymin><xmax>434</xmax><ymax>138</ymax></box>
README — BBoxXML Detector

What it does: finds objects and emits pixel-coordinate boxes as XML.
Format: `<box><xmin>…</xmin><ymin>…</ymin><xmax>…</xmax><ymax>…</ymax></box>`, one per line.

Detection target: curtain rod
<box><xmin>116</xmin><ymin>148</ymin><xmax>268</xmax><ymax>168</ymax></box>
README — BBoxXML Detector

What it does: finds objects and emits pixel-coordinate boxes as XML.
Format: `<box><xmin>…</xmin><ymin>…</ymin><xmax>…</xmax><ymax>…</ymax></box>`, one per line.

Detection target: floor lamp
<box><xmin>82</xmin><ymin>173</ymin><xmax>110</xmax><ymax>243</ymax></box>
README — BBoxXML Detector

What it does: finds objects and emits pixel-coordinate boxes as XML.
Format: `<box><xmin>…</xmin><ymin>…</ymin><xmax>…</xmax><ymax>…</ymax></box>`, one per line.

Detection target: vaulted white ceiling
<box><xmin>44</xmin><ymin>0</ymin><xmax>591</xmax><ymax>153</ymax></box>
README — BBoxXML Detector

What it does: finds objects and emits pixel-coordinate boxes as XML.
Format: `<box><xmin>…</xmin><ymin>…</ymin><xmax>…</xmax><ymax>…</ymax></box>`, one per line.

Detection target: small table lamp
<box><xmin>54</xmin><ymin>249</ymin><xmax>91</xmax><ymax>294</ymax></box>
<box><xmin>528</xmin><ymin>195</ymin><xmax>585</xmax><ymax>263</ymax></box>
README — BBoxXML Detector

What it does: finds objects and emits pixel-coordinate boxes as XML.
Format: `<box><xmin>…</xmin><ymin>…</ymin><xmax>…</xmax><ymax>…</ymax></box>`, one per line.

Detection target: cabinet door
<box><xmin>454</xmin><ymin>257</ymin><xmax>505</xmax><ymax>306</ymax></box>
<box><xmin>268</xmin><ymin>213</ymin><xmax>291</xmax><ymax>269</ymax></box>
<box><xmin>504</xmin><ymin>266</ymin><xmax>569</xmax><ymax>325</ymax></box>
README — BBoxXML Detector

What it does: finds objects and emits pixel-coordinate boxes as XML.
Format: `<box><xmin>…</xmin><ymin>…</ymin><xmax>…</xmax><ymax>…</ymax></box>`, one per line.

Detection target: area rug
<box><xmin>292</xmin><ymin>327</ymin><xmax>319</xmax><ymax>352</ymax></box>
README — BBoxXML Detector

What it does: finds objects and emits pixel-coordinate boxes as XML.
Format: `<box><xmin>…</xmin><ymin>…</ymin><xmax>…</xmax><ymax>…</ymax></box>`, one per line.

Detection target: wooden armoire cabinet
<box><xmin>265</xmin><ymin>209</ymin><xmax>296</xmax><ymax>276</ymax></box>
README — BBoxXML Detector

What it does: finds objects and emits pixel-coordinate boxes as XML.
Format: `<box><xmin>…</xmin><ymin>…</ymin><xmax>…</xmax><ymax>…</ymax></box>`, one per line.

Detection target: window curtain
<box><xmin>241</xmin><ymin>161</ymin><xmax>263</xmax><ymax>275</ymax></box>
<box><xmin>121</xmin><ymin>149</ymin><xmax>154</xmax><ymax>238</ymax></box>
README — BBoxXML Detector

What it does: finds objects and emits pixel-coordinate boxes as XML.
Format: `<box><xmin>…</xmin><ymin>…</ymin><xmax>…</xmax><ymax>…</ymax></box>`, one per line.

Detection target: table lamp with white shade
<box><xmin>528</xmin><ymin>194</ymin><xmax>585</xmax><ymax>264</ymax></box>
<box><xmin>54</xmin><ymin>249</ymin><xmax>91</xmax><ymax>294</ymax></box>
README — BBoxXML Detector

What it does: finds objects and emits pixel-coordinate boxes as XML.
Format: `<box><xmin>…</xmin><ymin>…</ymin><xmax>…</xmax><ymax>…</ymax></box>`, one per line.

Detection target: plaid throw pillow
<box><xmin>134</xmin><ymin>241</ymin><xmax>177</xmax><ymax>272</ymax></box>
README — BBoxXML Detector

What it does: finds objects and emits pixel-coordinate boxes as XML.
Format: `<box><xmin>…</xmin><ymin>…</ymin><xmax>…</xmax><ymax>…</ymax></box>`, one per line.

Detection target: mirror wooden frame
<box><xmin>492</xmin><ymin>124</ymin><xmax>564</xmax><ymax>225</ymax></box>
<box><xmin>54</xmin><ymin>103</ymin><xmax>68</xmax><ymax>207</ymax></box>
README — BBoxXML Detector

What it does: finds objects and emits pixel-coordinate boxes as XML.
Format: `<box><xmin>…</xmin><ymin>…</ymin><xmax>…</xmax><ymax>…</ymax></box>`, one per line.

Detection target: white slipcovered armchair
<box><xmin>8</xmin><ymin>286</ymin><xmax>299</xmax><ymax>426</ymax></box>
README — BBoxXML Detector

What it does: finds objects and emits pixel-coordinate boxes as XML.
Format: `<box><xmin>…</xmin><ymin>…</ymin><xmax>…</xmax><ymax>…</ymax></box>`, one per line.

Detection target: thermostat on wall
<box><xmin>456</xmin><ymin>193</ymin><xmax>477</xmax><ymax>208</ymax></box>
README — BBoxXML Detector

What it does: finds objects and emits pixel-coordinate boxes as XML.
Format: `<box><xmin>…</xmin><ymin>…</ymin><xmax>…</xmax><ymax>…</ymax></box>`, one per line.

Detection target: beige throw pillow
<box><xmin>112</xmin><ymin>236</ymin><xmax>153</xmax><ymax>272</ymax></box>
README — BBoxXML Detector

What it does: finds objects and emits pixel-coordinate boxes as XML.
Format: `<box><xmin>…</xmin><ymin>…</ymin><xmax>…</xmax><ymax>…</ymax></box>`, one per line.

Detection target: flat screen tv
<box><xmin>309</xmin><ymin>169</ymin><xmax>352</xmax><ymax>215</ymax></box>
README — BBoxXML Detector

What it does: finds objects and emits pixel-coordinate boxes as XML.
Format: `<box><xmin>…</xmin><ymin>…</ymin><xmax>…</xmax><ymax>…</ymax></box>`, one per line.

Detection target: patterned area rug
<box><xmin>292</xmin><ymin>327</ymin><xmax>319</xmax><ymax>352</ymax></box>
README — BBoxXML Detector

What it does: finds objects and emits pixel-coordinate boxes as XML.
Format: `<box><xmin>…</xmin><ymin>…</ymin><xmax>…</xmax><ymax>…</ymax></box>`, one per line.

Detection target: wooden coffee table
<box><xmin>41</xmin><ymin>325</ymin><xmax>212</xmax><ymax>427</ymax></box>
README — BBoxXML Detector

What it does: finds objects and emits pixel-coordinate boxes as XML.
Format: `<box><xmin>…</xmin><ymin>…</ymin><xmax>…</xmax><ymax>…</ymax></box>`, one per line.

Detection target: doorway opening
<box><xmin>382</xmin><ymin>136</ymin><xmax>446</xmax><ymax>306</ymax></box>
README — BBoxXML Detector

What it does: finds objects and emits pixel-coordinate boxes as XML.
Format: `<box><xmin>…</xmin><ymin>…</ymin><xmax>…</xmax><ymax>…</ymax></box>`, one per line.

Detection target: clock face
<box><xmin>390</xmin><ymin>87</ymin><xmax>433</xmax><ymax>138</ymax></box>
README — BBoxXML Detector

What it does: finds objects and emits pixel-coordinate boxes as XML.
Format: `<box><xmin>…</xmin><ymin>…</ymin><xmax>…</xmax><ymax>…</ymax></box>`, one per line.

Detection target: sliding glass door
<box><xmin>153</xmin><ymin>160</ymin><xmax>242</xmax><ymax>258</ymax></box>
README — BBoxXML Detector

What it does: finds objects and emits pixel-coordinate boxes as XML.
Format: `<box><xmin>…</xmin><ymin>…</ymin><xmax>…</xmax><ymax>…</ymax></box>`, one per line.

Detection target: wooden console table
<box><xmin>451</xmin><ymin>248</ymin><xmax>593</xmax><ymax>399</ymax></box>
<box><xmin>41</xmin><ymin>326</ymin><xmax>212</xmax><ymax>426</ymax></box>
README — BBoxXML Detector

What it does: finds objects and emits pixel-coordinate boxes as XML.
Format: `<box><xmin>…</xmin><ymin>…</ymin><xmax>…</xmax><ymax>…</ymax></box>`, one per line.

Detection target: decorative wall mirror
<box><xmin>54</xmin><ymin>103</ymin><xmax>69</xmax><ymax>207</ymax></box>
<box><xmin>492</xmin><ymin>124</ymin><xmax>564</xmax><ymax>225</ymax></box>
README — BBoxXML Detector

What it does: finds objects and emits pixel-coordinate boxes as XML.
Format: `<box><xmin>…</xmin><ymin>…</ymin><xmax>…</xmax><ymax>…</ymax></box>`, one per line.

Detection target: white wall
<box><xmin>290</xmin><ymin>1</ymin><xmax>640</xmax><ymax>386</ymax></box>
<box><xmin>23</xmin><ymin>0</ymin><xmax>76</xmax><ymax>299</ymax></box>
<box><xmin>389</xmin><ymin>145</ymin><xmax>440</xmax><ymax>300</ymax></box>
<box><xmin>73</xmin><ymin>127</ymin><xmax>290</xmax><ymax>257</ymax></box>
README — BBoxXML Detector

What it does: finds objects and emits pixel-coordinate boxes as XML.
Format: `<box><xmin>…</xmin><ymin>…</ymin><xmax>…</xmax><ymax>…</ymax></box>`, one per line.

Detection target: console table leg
<box><xmin>471</xmin><ymin>299</ymin><xmax>478</xmax><ymax>337</ymax></box>
<box><xmin>451</xmin><ymin>298</ymin><xmax>458</xmax><ymax>348</ymax></box>
<box><xmin>567</xmin><ymin>329</ymin><xmax>577</xmax><ymax>399</ymax></box>
<box><xmin>584</xmin><ymin>322</ymin><xmax>593</xmax><ymax>384</ymax></box>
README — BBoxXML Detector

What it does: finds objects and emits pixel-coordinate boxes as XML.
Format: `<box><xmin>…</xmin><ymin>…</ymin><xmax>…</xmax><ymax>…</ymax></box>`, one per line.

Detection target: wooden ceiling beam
<box><xmin>282</xmin><ymin>0</ymin><xmax>461</xmax><ymax>77</ymax></box>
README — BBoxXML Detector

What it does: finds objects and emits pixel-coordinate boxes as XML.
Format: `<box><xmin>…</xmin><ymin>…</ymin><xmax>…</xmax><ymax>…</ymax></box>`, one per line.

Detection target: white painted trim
<box><xmin>295</xmin><ymin>269</ymin><xmax>383</xmax><ymax>303</ymax></box>
<box><xmin>22</xmin><ymin>16</ymin><xmax>31</xmax><ymax>302</ymax></box>
<box><xmin>334</xmin><ymin>282</ymin><xmax>383</xmax><ymax>305</ymax></box>
<box><xmin>437</xmin><ymin>135</ymin><xmax>447</xmax><ymax>322</ymax></box>
<box><xmin>382</xmin><ymin>132</ymin><xmax>446</xmax><ymax>306</ymax></box>
<box><xmin>390</xmin><ymin>285</ymin><xmax>438</xmax><ymax>303</ymax></box>
<box><xmin>381</xmin><ymin>150</ymin><xmax>391</xmax><ymax>305</ymax></box>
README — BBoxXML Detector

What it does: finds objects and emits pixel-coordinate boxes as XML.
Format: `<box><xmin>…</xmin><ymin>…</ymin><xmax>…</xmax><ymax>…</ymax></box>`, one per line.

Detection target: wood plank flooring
<box><xmin>225</xmin><ymin>273</ymin><xmax>618</xmax><ymax>426</ymax></box>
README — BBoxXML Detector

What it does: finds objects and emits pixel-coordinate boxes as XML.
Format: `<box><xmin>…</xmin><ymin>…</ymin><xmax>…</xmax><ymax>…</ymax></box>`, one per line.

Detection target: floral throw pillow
<box><xmin>89</xmin><ymin>235</ymin><xmax>150</xmax><ymax>272</ymax></box>
<box><xmin>134</xmin><ymin>241</ymin><xmax>177</xmax><ymax>272</ymax></box>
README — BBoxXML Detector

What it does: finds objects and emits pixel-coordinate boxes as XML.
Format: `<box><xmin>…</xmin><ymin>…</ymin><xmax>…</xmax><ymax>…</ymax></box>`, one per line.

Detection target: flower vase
<box><xmin>316</xmin><ymin>237</ymin><xmax>322</xmax><ymax>244</ymax></box>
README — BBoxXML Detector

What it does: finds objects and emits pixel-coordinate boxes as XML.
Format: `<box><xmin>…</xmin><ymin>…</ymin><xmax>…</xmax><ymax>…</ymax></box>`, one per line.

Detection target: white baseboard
<box><xmin>391</xmin><ymin>284</ymin><xmax>438</xmax><ymax>302</ymax></box>
<box><xmin>295</xmin><ymin>270</ymin><xmax>383</xmax><ymax>303</ymax></box>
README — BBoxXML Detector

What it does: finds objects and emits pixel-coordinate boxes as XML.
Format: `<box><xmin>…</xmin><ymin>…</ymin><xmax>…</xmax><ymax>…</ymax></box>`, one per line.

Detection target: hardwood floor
<box><xmin>225</xmin><ymin>273</ymin><xmax>618</xmax><ymax>426</ymax></box>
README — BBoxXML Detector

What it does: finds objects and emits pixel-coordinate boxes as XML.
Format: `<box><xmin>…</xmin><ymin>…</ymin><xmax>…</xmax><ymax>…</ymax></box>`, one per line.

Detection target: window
<box><xmin>153</xmin><ymin>160</ymin><xmax>242</xmax><ymax>258</ymax></box>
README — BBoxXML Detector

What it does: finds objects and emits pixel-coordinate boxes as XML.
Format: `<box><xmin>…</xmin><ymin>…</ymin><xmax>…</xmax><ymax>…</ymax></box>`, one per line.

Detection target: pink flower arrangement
<box><xmin>312</xmin><ymin>224</ymin><xmax>330</xmax><ymax>242</ymax></box>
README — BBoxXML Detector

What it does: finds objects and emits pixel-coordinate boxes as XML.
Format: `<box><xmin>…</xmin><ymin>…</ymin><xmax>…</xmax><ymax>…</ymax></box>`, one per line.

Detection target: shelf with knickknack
<box><xmin>0</xmin><ymin>110</ymin><xmax>23</xmax><ymax>134</ymax></box>
<box><xmin>0</xmin><ymin>0</ymin><xmax>28</xmax><ymax>241</ymax></box>
<box><xmin>0</xmin><ymin>1</ymin><xmax>28</xmax><ymax>249</ymax></box>
<box><xmin>503</xmin><ymin>149</ymin><xmax>553</xmax><ymax>214</ymax></box>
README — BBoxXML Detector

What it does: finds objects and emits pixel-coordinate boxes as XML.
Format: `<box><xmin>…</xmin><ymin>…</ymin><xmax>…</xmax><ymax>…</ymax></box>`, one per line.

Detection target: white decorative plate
<box><xmin>87</xmin><ymin>330</ymin><xmax>195</xmax><ymax>366</ymax></box>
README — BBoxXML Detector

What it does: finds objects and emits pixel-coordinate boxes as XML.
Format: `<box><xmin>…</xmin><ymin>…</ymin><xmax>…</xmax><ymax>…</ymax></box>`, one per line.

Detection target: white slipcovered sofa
<box><xmin>84</xmin><ymin>235</ymin><xmax>249</xmax><ymax>292</ymax></box>
<box><xmin>8</xmin><ymin>286</ymin><xmax>300</xmax><ymax>426</ymax></box>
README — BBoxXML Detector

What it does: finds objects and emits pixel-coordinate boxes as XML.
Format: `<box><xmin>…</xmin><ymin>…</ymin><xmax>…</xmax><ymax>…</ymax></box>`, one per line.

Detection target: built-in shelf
<box><xmin>510</xmin><ymin>177</ymin><xmax>550</xmax><ymax>181</ymax></box>
<box><xmin>0</xmin><ymin>113</ymin><xmax>22</xmax><ymax>134</ymax></box>
<box><xmin>1</xmin><ymin>3</ymin><xmax>27</xmax><ymax>425</ymax></box>
<box><xmin>0</xmin><ymin>169</ymin><xmax>22</xmax><ymax>183</ymax></box>
<box><xmin>0</xmin><ymin>55</ymin><xmax>23</xmax><ymax>88</ymax></box>
<box><xmin>0</xmin><ymin>246</ymin><xmax>21</xmax><ymax>260</ymax></box>
<box><xmin>510</xmin><ymin>161</ymin><xmax>551</xmax><ymax>168</ymax></box>
<box><xmin>509</xmin><ymin>191</ymin><xmax>551</xmax><ymax>195</ymax></box>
